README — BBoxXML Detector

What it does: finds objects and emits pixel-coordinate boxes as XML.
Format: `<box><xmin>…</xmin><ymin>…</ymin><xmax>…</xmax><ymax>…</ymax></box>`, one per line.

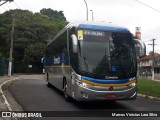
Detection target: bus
<box><xmin>44</xmin><ymin>22</ymin><xmax>145</xmax><ymax>101</ymax></box>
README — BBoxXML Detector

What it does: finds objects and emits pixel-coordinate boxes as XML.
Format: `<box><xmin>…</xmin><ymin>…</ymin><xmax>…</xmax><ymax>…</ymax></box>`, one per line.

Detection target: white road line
<box><xmin>0</xmin><ymin>78</ymin><xmax>20</xmax><ymax>111</ymax></box>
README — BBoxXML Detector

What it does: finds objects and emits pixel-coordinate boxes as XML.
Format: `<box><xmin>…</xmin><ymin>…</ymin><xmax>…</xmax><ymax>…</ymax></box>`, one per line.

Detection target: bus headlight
<box><xmin>82</xmin><ymin>82</ymin><xmax>92</xmax><ymax>88</ymax></box>
<box><xmin>77</xmin><ymin>81</ymin><xmax>92</xmax><ymax>88</ymax></box>
<box><xmin>129</xmin><ymin>82</ymin><xmax>136</xmax><ymax>87</ymax></box>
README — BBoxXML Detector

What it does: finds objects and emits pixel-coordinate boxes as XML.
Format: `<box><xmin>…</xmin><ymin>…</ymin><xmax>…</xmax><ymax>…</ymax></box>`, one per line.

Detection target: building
<box><xmin>139</xmin><ymin>53</ymin><xmax>160</xmax><ymax>76</ymax></box>
<box><xmin>155</xmin><ymin>54</ymin><xmax>160</xmax><ymax>73</ymax></box>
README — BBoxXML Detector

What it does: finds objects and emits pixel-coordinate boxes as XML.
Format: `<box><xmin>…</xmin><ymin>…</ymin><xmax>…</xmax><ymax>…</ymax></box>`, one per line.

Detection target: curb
<box><xmin>0</xmin><ymin>78</ymin><xmax>20</xmax><ymax>111</ymax></box>
<box><xmin>137</xmin><ymin>94</ymin><xmax>160</xmax><ymax>101</ymax></box>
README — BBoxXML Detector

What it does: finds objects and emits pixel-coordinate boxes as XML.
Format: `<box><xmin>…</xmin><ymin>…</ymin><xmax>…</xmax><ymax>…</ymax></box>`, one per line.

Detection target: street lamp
<box><xmin>90</xmin><ymin>10</ymin><xmax>94</xmax><ymax>21</ymax></box>
<box><xmin>83</xmin><ymin>0</ymin><xmax>88</xmax><ymax>21</ymax></box>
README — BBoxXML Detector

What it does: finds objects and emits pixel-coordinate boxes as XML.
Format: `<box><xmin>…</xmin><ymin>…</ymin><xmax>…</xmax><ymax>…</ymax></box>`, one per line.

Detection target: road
<box><xmin>7</xmin><ymin>78</ymin><xmax>160</xmax><ymax>120</ymax></box>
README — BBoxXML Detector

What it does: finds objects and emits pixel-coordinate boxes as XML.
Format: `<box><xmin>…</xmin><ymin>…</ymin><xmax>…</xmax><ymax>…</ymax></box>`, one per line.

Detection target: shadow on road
<box><xmin>48</xmin><ymin>84</ymin><xmax>133</xmax><ymax>111</ymax></box>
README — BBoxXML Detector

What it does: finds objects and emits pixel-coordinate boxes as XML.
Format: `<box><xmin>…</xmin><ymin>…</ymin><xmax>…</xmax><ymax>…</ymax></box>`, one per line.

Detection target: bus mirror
<box><xmin>71</xmin><ymin>34</ymin><xmax>78</xmax><ymax>53</ymax></box>
<box><xmin>134</xmin><ymin>39</ymin><xmax>146</xmax><ymax>57</ymax></box>
<box><xmin>41</xmin><ymin>57</ymin><xmax>44</xmax><ymax>64</ymax></box>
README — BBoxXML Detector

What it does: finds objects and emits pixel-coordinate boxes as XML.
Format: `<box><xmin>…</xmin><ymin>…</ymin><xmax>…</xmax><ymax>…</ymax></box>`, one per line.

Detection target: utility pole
<box><xmin>8</xmin><ymin>12</ymin><xmax>15</xmax><ymax>77</ymax></box>
<box><xmin>148</xmin><ymin>39</ymin><xmax>156</xmax><ymax>80</ymax></box>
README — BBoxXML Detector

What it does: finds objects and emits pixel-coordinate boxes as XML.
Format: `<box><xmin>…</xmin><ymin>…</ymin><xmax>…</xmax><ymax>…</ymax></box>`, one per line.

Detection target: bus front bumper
<box><xmin>74</xmin><ymin>82</ymin><xmax>137</xmax><ymax>101</ymax></box>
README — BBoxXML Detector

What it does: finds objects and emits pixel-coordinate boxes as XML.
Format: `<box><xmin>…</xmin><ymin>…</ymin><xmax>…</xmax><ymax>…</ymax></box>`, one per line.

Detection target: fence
<box><xmin>0</xmin><ymin>57</ymin><xmax>43</xmax><ymax>76</ymax></box>
<box><xmin>13</xmin><ymin>61</ymin><xmax>43</xmax><ymax>74</ymax></box>
<box><xmin>0</xmin><ymin>57</ymin><xmax>8</xmax><ymax>76</ymax></box>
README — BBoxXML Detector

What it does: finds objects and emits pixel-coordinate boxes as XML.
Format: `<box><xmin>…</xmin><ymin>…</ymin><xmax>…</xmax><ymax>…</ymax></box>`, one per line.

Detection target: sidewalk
<box><xmin>0</xmin><ymin>75</ymin><xmax>19</xmax><ymax>120</ymax></box>
<box><xmin>0</xmin><ymin>76</ymin><xmax>18</xmax><ymax>110</ymax></box>
<box><xmin>0</xmin><ymin>74</ymin><xmax>44</xmax><ymax>120</ymax></box>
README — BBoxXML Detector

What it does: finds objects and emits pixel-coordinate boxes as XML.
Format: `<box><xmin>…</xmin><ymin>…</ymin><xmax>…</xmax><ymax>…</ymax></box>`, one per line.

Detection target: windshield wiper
<box><xmin>83</xmin><ymin>56</ymin><xmax>88</xmax><ymax>71</ymax></box>
<box><xmin>78</xmin><ymin>41</ymin><xmax>81</xmax><ymax>57</ymax></box>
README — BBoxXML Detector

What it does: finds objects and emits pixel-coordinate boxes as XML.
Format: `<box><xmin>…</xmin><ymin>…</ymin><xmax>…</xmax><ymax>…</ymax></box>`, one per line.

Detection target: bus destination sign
<box><xmin>84</xmin><ymin>30</ymin><xmax>105</xmax><ymax>36</ymax></box>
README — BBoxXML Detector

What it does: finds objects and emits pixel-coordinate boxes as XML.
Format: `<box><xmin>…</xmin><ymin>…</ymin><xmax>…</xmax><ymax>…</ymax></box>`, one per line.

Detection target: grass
<box><xmin>138</xmin><ymin>78</ymin><xmax>160</xmax><ymax>98</ymax></box>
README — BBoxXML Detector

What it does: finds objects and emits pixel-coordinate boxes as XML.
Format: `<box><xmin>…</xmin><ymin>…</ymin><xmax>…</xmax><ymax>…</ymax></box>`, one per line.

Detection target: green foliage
<box><xmin>40</xmin><ymin>8</ymin><xmax>66</xmax><ymax>21</ymax></box>
<box><xmin>138</xmin><ymin>79</ymin><xmax>160</xmax><ymax>98</ymax></box>
<box><xmin>0</xmin><ymin>8</ymin><xmax>67</xmax><ymax>63</ymax></box>
<box><xmin>0</xmin><ymin>92</ymin><xmax>2</xmax><ymax>97</ymax></box>
<box><xmin>24</xmin><ymin>43</ymin><xmax>45</xmax><ymax>64</ymax></box>
<box><xmin>131</xmin><ymin>33</ymin><xmax>136</xmax><ymax>39</ymax></box>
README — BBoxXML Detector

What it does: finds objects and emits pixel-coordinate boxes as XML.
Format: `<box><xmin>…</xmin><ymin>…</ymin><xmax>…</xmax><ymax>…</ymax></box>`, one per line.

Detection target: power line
<box><xmin>0</xmin><ymin>1</ymin><xmax>7</xmax><ymax>6</ymax></box>
<box><xmin>0</xmin><ymin>0</ymin><xmax>13</xmax><ymax>6</ymax></box>
<box><xmin>13</xmin><ymin>1</ymin><xmax>20</xmax><ymax>9</ymax></box>
<box><xmin>135</xmin><ymin>0</ymin><xmax>160</xmax><ymax>13</ymax></box>
<box><xmin>1</xmin><ymin>5</ymin><xmax>7</xmax><ymax>11</ymax></box>
<box><xmin>1</xmin><ymin>1</ymin><xmax>22</xmax><ymax>13</ymax></box>
<box><xmin>6</xmin><ymin>2</ymin><xmax>11</xmax><ymax>9</ymax></box>
<box><xmin>143</xmin><ymin>40</ymin><xmax>150</xmax><ymax>42</ymax></box>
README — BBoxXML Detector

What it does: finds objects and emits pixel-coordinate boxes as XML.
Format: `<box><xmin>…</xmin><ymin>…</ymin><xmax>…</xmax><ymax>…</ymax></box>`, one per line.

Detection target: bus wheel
<box><xmin>47</xmin><ymin>82</ymin><xmax>52</xmax><ymax>87</ymax></box>
<box><xmin>63</xmin><ymin>81</ymin><xmax>71</xmax><ymax>101</ymax></box>
<box><xmin>109</xmin><ymin>100</ymin><xmax>116</xmax><ymax>104</ymax></box>
<box><xmin>46</xmin><ymin>73</ymin><xmax>52</xmax><ymax>87</ymax></box>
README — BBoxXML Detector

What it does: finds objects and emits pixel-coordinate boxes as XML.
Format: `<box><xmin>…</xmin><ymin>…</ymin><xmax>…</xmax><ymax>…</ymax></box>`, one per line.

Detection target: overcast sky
<box><xmin>1</xmin><ymin>0</ymin><xmax>160</xmax><ymax>54</ymax></box>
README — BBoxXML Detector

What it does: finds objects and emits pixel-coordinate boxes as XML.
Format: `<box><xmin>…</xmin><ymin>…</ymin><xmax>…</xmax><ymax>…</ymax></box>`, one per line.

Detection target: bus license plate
<box><xmin>105</xmin><ymin>94</ymin><xmax>116</xmax><ymax>99</ymax></box>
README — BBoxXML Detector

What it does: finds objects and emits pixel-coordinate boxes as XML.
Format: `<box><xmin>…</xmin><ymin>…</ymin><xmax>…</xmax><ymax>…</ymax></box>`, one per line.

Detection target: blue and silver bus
<box><xmin>44</xmin><ymin>22</ymin><xmax>145</xmax><ymax>101</ymax></box>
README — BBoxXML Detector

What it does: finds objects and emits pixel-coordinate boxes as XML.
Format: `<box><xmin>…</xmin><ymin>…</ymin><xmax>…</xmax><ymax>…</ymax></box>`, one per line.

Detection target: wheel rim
<box><xmin>64</xmin><ymin>84</ymin><xmax>68</xmax><ymax>98</ymax></box>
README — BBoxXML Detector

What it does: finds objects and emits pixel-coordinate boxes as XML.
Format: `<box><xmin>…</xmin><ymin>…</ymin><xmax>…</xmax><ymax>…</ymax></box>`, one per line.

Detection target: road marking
<box><xmin>0</xmin><ymin>78</ymin><xmax>20</xmax><ymax>111</ymax></box>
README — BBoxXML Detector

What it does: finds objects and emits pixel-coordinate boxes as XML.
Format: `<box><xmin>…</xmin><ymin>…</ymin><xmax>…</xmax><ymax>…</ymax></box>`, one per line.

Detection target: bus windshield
<box><xmin>78</xmin><ymin>30</ymin><xmax>136</xmax><ymax>78</ymax></box>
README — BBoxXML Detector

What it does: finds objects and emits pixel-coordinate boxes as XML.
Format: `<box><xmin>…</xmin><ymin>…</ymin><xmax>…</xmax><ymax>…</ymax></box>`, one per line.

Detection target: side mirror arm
<box><xmin>71</xmin><ymin>34</ymin><xmax>78</xmax><ymax>53</ymax></box>
<box><xmin>134</xmin><ymin>39</ymin><xmax>146</xmax><ymax>57</ymax></box>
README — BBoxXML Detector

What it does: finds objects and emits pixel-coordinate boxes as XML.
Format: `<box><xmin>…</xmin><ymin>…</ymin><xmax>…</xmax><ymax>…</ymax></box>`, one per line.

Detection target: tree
<box><xmin>0</xmin><ymin>9</ymin><xmax>67</xmax><ymax>62</ymax></box>
<box><xmin>40</xmin><ymin>8</ymin><xmax>66</xmax><ymax>21</ymax></box>
<box><xmin>131</xmin><ymin>33</ymin><xmax>137</xmax><ymax>39</ymax></box>
<box><xmin>23</xmin><ymin>43</ymin><xmax>45</xmax><ymax>64</ymax></box>
<box><xmin>0</xmin><ymin>11</ymin><xmax>12</xmax><ymax>58</ymax></box>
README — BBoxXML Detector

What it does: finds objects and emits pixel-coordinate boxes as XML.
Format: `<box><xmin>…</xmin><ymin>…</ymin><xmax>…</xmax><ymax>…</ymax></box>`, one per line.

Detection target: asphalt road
<box><xmin>8</xmin><ymin>78</ymin><xmax>160</xmax><ymax>120</ymax></box>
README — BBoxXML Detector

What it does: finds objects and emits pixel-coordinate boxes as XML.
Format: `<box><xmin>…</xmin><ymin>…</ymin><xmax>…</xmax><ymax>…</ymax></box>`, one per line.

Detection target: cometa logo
<box><xmin>105</xmin><ymin>76</ymin><xmax>118</xmax><ymax>79</ymax></box>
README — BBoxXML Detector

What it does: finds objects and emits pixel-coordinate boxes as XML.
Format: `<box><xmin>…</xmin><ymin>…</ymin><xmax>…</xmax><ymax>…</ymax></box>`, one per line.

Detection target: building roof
<box><xmin>139</xmin><ymin>53</ymin><xmax>160</xmax><ymax>61</ymax></box>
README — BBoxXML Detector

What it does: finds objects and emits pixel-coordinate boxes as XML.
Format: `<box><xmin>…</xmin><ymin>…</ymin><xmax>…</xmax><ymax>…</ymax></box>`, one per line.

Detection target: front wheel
<box><xmin>47</xmin><ymin>82</ymin><xmax>52</xmax><ymax>87</ymax></box>
<box><xmin>63</xmin><ymin>81</ymin><xmax>71</xmax><ymax>101</ymax></box>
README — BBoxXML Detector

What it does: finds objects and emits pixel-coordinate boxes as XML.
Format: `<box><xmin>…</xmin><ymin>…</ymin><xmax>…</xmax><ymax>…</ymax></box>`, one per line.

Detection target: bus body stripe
<box><xmin>81</xmin><ymin>76</ymin><xmax>135</xmax><ymax>84</ymax></box>
<box><xmin>44</xmin><ymin>66</ymin><xmax>71</xmax><ymax>68</ymax></box>
<box><xmin>81</xmin><ymin>76</ymin><xmax>137</xmax><ymax>86</ymax></box>
<box><xmin>82</xmin><ymin>79</ymin><xmax>137</xmax><ymax>87</ymax></box>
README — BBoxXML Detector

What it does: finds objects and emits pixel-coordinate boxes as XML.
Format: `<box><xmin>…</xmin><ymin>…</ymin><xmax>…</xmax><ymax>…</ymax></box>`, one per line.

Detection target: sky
<box><xmin>0</xmin><ymin>0</ymin><xmax>160</xmax><ymax>54</ymax></box>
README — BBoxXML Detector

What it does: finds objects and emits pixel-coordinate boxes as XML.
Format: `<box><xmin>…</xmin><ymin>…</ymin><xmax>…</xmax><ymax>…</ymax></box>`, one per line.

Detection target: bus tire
<box><xmin>46</xmin><ymin>73</ymin><xmax>52</xmax><ymax>87</ymax></box>
<box><xmin>109</xmin><ymin>100</ymin><xmax>116</xmax><ymax>104</ymax></box>
<box><xmin>47</xmin><ymin>82</ymin><xmax>52</xmax><ymax>87</ymax></box>
<box><xmin>63</xmin><ymin>80</ymin><xmax>71</xmax><ymax>101</ymax></box>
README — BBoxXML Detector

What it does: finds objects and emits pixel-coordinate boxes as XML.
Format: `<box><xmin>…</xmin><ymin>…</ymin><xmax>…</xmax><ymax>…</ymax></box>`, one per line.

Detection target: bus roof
<box><xmin>46</xmin><ymin>22</ymin><xmax>130</xmax><ymax>47</ymax></box>
<box><xmin>68</xmin><ymin>21</ymin><xmax>130</xmax><ymax>33</ymax></box>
